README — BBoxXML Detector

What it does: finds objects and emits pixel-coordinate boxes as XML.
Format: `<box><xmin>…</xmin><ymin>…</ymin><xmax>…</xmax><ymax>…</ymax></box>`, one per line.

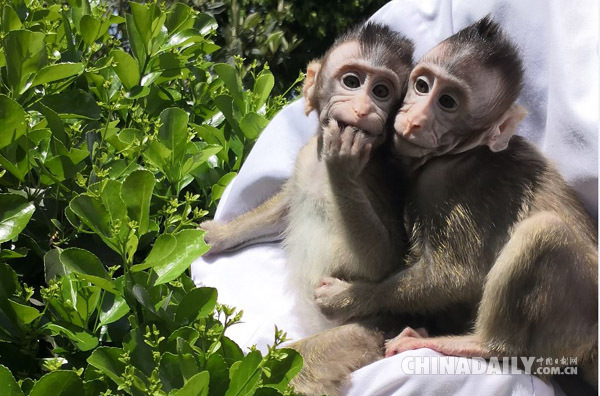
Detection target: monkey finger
<box><xmin>394</xmin><ymin>326</ymin><xmax>425</xmax><ymax>339</ymax></box>
<box><xmin>415</xmin><ymin>327</ymin><xmax>429</xmax><ymax>338</ymax></box>
<box><xmin>340</xmin><ymin>128</ymin><xmax>355</xmax><ymax>157</ymax></box>
<box><xmin>349</xmin><ymin>131</ymin><xmax>366</xmax><ymax>157</ymax></box>
<box><xmin>322</xmin><ymin>124</ymin><xmax>339</xmax><ymax>158</ymax></box>
<box><xmin>326</xmin><ymin>125</ymin><xmax>343</xmax><ymax>157</ymax></box>
<box><xmin>384</xmin><ymin>341</ymin><xmax>416</xmax><ymax>358</ymax></box>
<box><xmin>356</xmin><ymin>142</ymin><xmax>372</xmax><ymax>170</ymax></box>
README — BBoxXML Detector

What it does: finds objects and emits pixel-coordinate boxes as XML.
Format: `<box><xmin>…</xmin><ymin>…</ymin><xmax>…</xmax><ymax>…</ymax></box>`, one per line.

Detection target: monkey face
<box><xmin>392</xmin><ymin>62</ymin><xmax>467</xmax><ymax>158</ymax></box>
<box><xmin>392</xmin><ymin>44</ymin><xmax>519</xmax><ymax>159</ymax></box>
<box><xmin>317</xmin><ymin>42</ymin><xmax>405</xmax><ymax>148</ymax></box>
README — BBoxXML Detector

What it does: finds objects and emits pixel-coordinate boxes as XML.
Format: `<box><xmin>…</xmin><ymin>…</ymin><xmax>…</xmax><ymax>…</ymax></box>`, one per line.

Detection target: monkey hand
<box><xmin>199</xmin><ymin>220</ymin><xmax>233</xmax><ymax>255</ymax></box>
<box><xmin>384</xmin><ymin>327</ymin><xmax>429</xmax><ymax>357</ymax></box>
<box><xmin>322</xmin><ymin>120</ymin><xmax>372</xmax><ymax>178</ymax></box>
<box><xmin>314</xmin><ymin>277</ymin><xmax>373</xmax><ymax>321</ymax></box>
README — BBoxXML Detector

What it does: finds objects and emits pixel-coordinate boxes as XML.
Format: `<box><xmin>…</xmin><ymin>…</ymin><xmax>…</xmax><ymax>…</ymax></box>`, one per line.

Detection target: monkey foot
<box><xmin>385</xmin><ymin>327</ymin><xmax>491</xmax><ymax>359</ymax></box>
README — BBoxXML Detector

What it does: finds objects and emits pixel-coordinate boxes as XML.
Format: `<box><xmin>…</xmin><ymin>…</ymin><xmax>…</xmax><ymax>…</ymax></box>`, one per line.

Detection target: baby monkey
<box><xmin>201</xmin><ymin>23</ymin><xmax>413</xmax><ymax>322</ymax></box>
<box><xmin>316</xmin><ymin>16</ymin><xmax>598</xmax><ymax>384</ymax></box>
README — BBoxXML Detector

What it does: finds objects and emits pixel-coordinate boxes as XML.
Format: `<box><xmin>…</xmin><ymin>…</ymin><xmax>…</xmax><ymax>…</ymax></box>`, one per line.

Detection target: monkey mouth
<box><xmin>336</xmin><ymin>120</ymin><xmax>377</xmax><ymax>137</ymax></box>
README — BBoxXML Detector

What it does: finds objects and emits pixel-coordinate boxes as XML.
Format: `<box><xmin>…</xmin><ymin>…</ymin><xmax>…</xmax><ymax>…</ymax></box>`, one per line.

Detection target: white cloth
<box><xmin>192</xmin><ymin>0</ymin><xmax>597</xmax><ymax>394</ymax></box>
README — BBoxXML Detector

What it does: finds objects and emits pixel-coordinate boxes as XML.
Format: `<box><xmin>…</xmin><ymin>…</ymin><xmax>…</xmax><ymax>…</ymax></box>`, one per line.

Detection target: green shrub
<box><xmin>0</xmin><ymin>0</ymin><xmax>302</xmax><ymax>394</ymax></box>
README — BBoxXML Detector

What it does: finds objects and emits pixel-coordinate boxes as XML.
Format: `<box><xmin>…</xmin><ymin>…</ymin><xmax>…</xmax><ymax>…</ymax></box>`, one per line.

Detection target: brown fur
<box><xmin>314</xmin><ymin>16</ymin><xmax>598</xmax><ymax>390</ymax></box>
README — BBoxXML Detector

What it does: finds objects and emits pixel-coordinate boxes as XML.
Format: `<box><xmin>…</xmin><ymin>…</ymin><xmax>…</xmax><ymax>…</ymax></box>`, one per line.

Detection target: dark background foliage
<box><xmin>110</xmin><ymin>0</ymin><xmax>390</xmax><ymax>94</ymax></box>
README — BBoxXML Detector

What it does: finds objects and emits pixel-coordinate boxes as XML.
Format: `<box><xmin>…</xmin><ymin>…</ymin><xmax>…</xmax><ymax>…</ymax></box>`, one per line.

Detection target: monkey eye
<box><xmin>342</xmin><ymin>74</ymin><xmax>361</xmax><ymax>89</ymax></box>
<box><xmin>415</xmin><ymin>77</ymin><xmax>430</xmax><ymax>94</ymax></box>
<box><xmin>438</xmin><ymin>94</ymin><xmax>459</xmax><ymax>111</ymax></box>
<box><xmin>372</xmin><ymin>84</ymin><xmax>390</xmax><ymax>99</ymax></box>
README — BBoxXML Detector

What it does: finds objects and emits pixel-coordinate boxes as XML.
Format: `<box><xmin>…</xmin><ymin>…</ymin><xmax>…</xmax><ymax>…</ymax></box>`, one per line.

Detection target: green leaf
<box><xmin>42</xmin><ymin>89</ymin><xmax>101</xmax><ymax>120</ymax></box>
<box><xmin>69</xmin><ymin>194</ymin><xmax>111</xmax><ymax>236</ymax></box>
<box><xmin>162</xmin><ymin>29</ymin><xmax>204</xmax><ymax>53</ymax></box>
<box><xmin>175</xmin><ymin>287</ymin><xmax>217</xmax><ymax>325</ymax></box>
<box><xmin>129</xmin><ymin>2</ymin><xmax>153</xmax><ymax>50</ymax></box>
<box><xmin>239</xmin><ymin>112</ymin><xmax>268</xmax><ymax>140</ymax></box>
<box><xmin>1</xmin><ymin>6</ymin><xmax>23</xmax><ymax>33</ymax></box>
<box><xmin>43</xmin><ymin>323</ymin><xmax>98</xmax><ymax>351</ymax></box>
<box><xmin>181</xmin><ymin>145</ymin><xmax>222</xmax><ymax>175</ymax></box>
<box><xmin>158</xmin><ymin>107</ymin><xmax>188</xmax><ymax>155</ymax></box>
<box><xmin>178</xmin><ymin>351</ymin><xmax>200</xmax><ymax>383</ymax></box>
<box><xmin>98</xmin><ymin>179</ymin><xmax>127</xmax><ymax>225</ymax></box>
<box><xmin>153</xmin><ymin>229</ymin><xmax>209</xmax><ymax>285</ymax></box>
<box><xmin>261</xmin><ymin>348</ymin><xmax>303</xmax><ymax>391</ymax></box>
<box><xmin>214</xmin><ymin>64</ymin><xmax>245</xmax><ymax>113</ymax></box>
<box><xmin>59</xmin><ymin>248</ymin><xmax>107</xmax><ymax>278</ymax></box>
<box><xmin>79</xmin><ymin>15</ymin><xmax>102</xmax><ymax>45</ymax></box>
<box><xmin>0</xmin><ymin>151</ymin><xmax>28</xmax><ymax>181</ymax></box>
<box><xmin>243</xmin><ymin>13</ymin><xmax>262</xmax><ymax>30</ymax></box>
<box><xmin>39</xmin><ymin>154</ymin><xmax>86</xmax><ymax>185</ymax></box>
<box><xmin>224</xmin><ymin>350</ymin><xmax>262</xmax><ymax>396</ymax></box>
<box><xmin>125</xmin><ymin>85</ymin><xmax>150</xmax><ymax>99</ymax></box>
<box><xmin>121</xmin><ymin>170</ymin><xmax>155</xmax><ymax>235</ymax></box>
<box><xmin>29</xmin><ymin>371</ymin><xmax>83</xmax><ymax>396</ymax></box>
<box><xmin>194</xmin><ymin>13</ymin><xmax>218</xmax><ymax>36</ymax></box>
<box><xmin>213</xmin><ymin>95</ymin><xmax>242</xmax><ymax>136</ymax></box>
<box><xmin>206</xmin><ymin>354</ymin><xmax>229</xmax><ymax>396</ymax></box>
<box><xmin>58</xmin><ymin>248</ymin><xmax>114</xmax><ymax>293</ymax></box>
<box><xmin>87</xmin><ymin>347</ymin><xmax>127</xmax><ymax>387</ymax></box>
<box><xmin>130</xmin><ymin>2</ymin><xmax>165</xmax><ymax>57</ymax></box>
<box><xmin>97</xmin><ymin>279</ymin><xmax>128</xmax><ymax>329</ymax></box>
<box><xmin>158</xmin><ymin>352</ymin><xmax>184</xmax><ymax>391</ymax></box>
<box><xmin>0</xmin><ymin>194</ymin><xmax>35</xmax><ymax>244</ymax></box>
<box><xmin>0</xmin><ymin>263</ymin><xmax>20</xmax><ymax>298</ymax></box>
<box><xmin>172</xmin><ymin>371</ymin><xmax>209</xmax><ymax>396</ymax></box>
<box><xmin>44</xmin><ymin>249</ymin><xmax>64</xmax><ymax>283</ymax></box>
<box><xmin>0</xmin><ymin>95</ymin><xmax>27</xmax><ymax>149</ymax></box>
<box><xmin>165</xmin><ymin>3</ymin><xmax>194</xmax><ymax>33</ymax></box>
<box><xmin>126</xmin><ymin>13</ymin><xmax>146</xmax><ymax>69</ymax></box>
<box><xmin>254</xmin><ymin>388</ymin><xmax>282</xmax><ymax>396</ymax></box>
<box><xmin>253</xmin><ymin>72</ymin><xmax>275</xmax><ymax>109</ymax></box>
<box><xmin>211</xmin><ymin>172</ymin><xmax>237</xmax><ymax>205</ymax></box>
<box><xmin>0</xmin><ymin>247</ymin><xmax>27</xmax><ymax>260</ymax></box>
<box><xmin>167</xmin><ymin>327</ymin><xmax>199</xmax><ymax>349</ymax></box>
<box><xmin>142</xmin><ymin>140</ymin><xmax>171</xmax><ymax>174</ymax></box>
<box><xmin>3</xmin><ymin>30</ymin><xmax>47</xmax><ymax>94</ymax></box>
<box><xmin>130</xmin><ymin>233</ymin><xmax>175</xmax><ymax>272</ymax></box>
<box><xmin>34</xmin><ymin>102</ymin><xmax>68</xmax><ymax>146</ymax></box>
<box><xmin>110</xmin><ymin>49</ymin><xmax>140</xmax><ymax>91</ymax></box>
<box><xmin>69</xmin><ymin>194</ymin><xmax>118</xmax><ymax>252</ymax></box>
<box><xmin>220</xmin><ymin>337</ymin><xmax>244</xmax><ymax>365</ymax></box>
<box><xmin>0</xmin><ymin>364</ymin><xmax>24</xmax><ymax>396</ymax></box>
<box><xmin>8</xmin><ymin>300</ymin><xmax>40</xmax><ymax>325</ymax></box>
<box><xmin>31</xmin><ymin>63</ymin><xmax>84</xmax><ymax>87</ymax></box>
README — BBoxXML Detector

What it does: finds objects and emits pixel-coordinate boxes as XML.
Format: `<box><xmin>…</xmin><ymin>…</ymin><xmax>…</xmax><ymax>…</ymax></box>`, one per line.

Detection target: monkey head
<box><xmin>393</xmin><ymin>16</ymin><xmax>528</xmax><ymax>159</ymax></box>
<box><xmin>303</xmin><ymin>23</ymin><xmax>414</xmax><ymax>148</ymax></box>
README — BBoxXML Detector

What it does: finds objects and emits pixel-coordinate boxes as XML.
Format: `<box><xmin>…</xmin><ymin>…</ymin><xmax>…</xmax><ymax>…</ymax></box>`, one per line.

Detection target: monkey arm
<box><xmin>329</xmin><ymin>176</ymin><xmax>399</xmax><ymax>266</ymax></box>
<box><xmin>315</xmin><ymin>258</ymin><xmax>480</xmax><ymax>321</ymax></box>
<box><xmin>200</xmin><ymin>187</ymin><xmax>290</xmax><ymax>255</ymax></box>
<box><xmin>323</xmin><ymin>123</ymin><xmax>403</xmax><ymax>273</ymax></box>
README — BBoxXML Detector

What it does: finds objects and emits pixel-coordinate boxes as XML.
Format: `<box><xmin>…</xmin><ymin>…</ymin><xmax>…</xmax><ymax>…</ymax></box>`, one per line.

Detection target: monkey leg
<box><xmin>289</xmin><ymin>322</ymin><xmax>384</xmax><ymax>396</ymax></box>
<box><xmin>384</xmin><ymin>327</ymin><xmax>489</xmax><ymax>358</ymax></box>
<box><xmin>476</xmin><ymin>211</ymin><xmax>597</xmax><ymax>382</ymax></box>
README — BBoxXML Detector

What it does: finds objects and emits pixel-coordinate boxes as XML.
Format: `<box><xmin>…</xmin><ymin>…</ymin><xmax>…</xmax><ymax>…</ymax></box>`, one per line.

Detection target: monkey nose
<box><xmin>403</xmin><ymin>122</ymin><xmax>420</xmax><ymax>137</ymax></box>
<box><xmin>353</xmin><ymin>97</ymin><xmax>373</xmax><ymax>118</ymax></box>
<box><xmin>354</xmin><ymin>106</ymin><xmax>370</xmax><ymax>118</ymax></box>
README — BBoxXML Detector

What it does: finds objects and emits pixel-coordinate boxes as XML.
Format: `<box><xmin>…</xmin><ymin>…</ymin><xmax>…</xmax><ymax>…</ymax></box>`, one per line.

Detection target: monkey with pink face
<box><xmin>201</xmin><ymin>23</ymin><xmax>414</xmax><ymax>332</ymax></box>
<box><xmin>315</xmin><ymin>16</ymin><xmax>598</xmax><ymax>386</ymax></box>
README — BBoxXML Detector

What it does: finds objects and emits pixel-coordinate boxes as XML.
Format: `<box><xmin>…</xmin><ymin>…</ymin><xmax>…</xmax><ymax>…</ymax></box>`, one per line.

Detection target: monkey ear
<box><xmin>303</xmin><ymin>61</ymin><xmax>321</xmax><ymax>115</ymax></box>
<box><xmin>486</xmin><ymin>104</ymin><xmax>528</xmax><ymax>152</ymax></box>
